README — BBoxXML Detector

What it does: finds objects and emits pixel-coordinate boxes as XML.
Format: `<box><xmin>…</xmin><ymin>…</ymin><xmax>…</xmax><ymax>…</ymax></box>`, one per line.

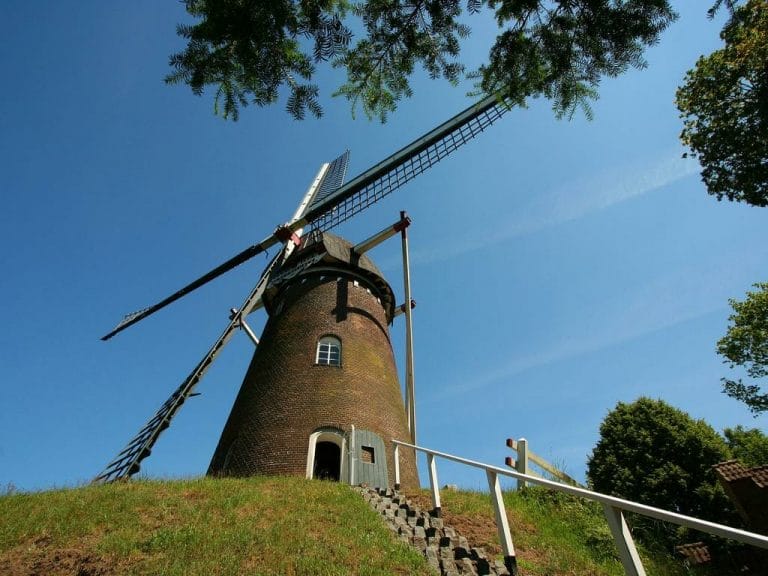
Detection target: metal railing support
<box><xmin>352</xmin><ymin>213</ymin><xmax>410</xmax><ymax>255</ymax></box>
<box><xmin>229</xmin><ymin>308</ymin><xmax>260</xmax><ymax>346</ymax></box>
<box><xmin>394</xmin><ymin>443</ymin><xmax>401</xmax><ymax>490</ymax></box>
<box><xmin>349</xmin><ymin>425</ymin><xmax>356</xmax><ymax>486</ymax></box>
<box><xmin>602</xmin><ymin>504</ymin><xmax>647</xmax><ymax>576</ymax></box>
<box><xmin>391</xmin><ymin>438</ymin><xmax>768</xmax><ymax>576</ymax></box>
<box><xmin>487</xmin><ymin>470</ymin><xmax>518</xmax><ymax>576</ymax></box>
<box><xmin>393</xmin><ymin>299</ymin><xmax>416</xmax><ymax>319</ymax></box>
<box><xmin>427</xmin><ymin>453</ymin><xmax>442</xmax><ymax>516</ymax></box>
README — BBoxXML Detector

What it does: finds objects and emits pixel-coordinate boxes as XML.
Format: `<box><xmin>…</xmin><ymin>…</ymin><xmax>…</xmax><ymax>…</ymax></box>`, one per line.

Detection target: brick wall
<box><xmin>208</xmin><ymin>266</ymin><xmax>419</xmax><ymax>489</ymax></box>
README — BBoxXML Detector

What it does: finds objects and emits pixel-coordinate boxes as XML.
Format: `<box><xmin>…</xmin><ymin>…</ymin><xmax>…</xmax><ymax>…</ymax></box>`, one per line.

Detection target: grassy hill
<box><xmin>0</xmin><ymin>477</ymin><xmax>690</xmax><ymax>575</ymax></box>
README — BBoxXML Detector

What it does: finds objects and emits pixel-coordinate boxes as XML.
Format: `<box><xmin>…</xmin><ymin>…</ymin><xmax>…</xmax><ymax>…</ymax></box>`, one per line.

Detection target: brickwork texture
<box><xmin>208</xmin><ymin>235</ymin><xmax>418</xmax><ymax>489</ymax></box>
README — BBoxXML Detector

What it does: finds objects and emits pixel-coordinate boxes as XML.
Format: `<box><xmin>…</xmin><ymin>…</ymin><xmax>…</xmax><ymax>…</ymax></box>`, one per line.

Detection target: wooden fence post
<box><xmin>516</xmin><ymin>438</ymin><xmax>529</xmax><ymax>490</ymax></box>
<box><xmin>507</xmin><ymin>436</ymin><xmax>584</xmax><ymax>488</ymax></box>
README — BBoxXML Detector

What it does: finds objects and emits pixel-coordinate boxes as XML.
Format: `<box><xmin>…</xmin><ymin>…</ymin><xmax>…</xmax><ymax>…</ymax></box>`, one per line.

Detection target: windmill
<box><xmin>95</xmin><ymin>92</ymin><xmax>512</xmax><ymax>487</ymax></box>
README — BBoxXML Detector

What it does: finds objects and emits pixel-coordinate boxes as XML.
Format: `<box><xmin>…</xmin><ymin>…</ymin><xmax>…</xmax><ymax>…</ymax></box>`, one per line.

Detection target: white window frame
<box><xmin>316</xmin><ymin>335</ymin><xmax>341</xmax><ymax>366</ymax></box>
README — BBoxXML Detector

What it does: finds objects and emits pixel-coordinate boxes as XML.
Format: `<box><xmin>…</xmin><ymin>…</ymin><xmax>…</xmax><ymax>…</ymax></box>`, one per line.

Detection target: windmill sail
<box><xmin>95</xmin><ymin>93</ymin><xmax>512</xmax><ymax>481</ymax></box>
<box><xmin>305</xmin><ymin>150</ymin><xmax>350</xmax><ymax>213</ymax></box>
<box><xmin>101</xmin><ymin>93</ymin><xmax>510</xmax><ymax>340</ymax></box>
<box><xmin>304</xmin><ymin>93</ymin><xmax>510</xmax><ymax>232</ymax></box>
<box><xmin>94</xmin><ymin>160</ymin><xmax>339</xmax><ymax>482</ymax></box>
<box><xmin>94</xmin><ymin>252</ymin><xmax>282</xmax><ymax>482</ymax></box>
<box><xmin>100</xmin><ymin>152</ymin><xmax>350</xmax><ymax>341</ymax></box>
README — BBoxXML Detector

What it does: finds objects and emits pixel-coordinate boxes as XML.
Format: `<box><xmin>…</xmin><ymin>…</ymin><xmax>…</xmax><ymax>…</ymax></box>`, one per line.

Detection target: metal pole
<box><xmin>487</xmin><ymin>470</ymin><xmax>518</xmax><ymax>576</ymax></box>
<box><xmin>400</xmin><ymin>210</ymin><xmax>416</xmax><ymax>444</ymax></box>
<box><xmin>353</xmin><ymin>214</ymin><xmax>410</xmax><ymax>255</ymax></box>
<box><xmin>230</xmin><ymin>308</ymin><xmax>260</xmax><ymax>346</ymax></box>
<box><xmin>427</xmin><ymin>453</ymin><xmax>442</xmax><ymax>517</ymax></box>
<box><xmin>349</xmin><ymin>424</ymin><xmax>356</xmax><ymax>486</ymax></box>
<box><xmin>394</xmin><ymin>443</ymin><xmax>401</xmax><ymax>490</ymax></box>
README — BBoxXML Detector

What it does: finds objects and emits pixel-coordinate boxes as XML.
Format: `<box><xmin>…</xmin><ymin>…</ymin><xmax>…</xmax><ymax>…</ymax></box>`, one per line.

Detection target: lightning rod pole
<box><xmin>400</xmin><ymin>211</ymin><xmax>417</xmax><ymax>444</ymax></box>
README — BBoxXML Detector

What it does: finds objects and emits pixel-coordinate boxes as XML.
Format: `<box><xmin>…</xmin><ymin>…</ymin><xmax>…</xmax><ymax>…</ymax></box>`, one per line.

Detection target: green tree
<box><xmin>718</xmin><ymin>283</ymin><xmax>768</xmax><ymax>415</ymax></box>
<box><xmin>724</xmin><ymin>425</ymin><xmax>768</xmax><ymax>467</ymax></box>
<box><xmin>676</xmin><ymin>0</ymin><xmax>768</xmax><ymax>206</ymax></box>
<box><xmin>587</xmin><ymin>398</ymin><xmax>735</xmax><ymax>545</ymax></box>
<box><xmin>166</xmin><ymin>0</ymin><xmax>677</xmax><ymax>121</ymax></box>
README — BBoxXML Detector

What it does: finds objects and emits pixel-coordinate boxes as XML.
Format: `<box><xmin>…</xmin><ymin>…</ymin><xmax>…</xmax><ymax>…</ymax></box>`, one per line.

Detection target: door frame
<box><xmin>306</xmin><ymin>428</ymin><xmax>347</xmax><ymax>482</ymax></box>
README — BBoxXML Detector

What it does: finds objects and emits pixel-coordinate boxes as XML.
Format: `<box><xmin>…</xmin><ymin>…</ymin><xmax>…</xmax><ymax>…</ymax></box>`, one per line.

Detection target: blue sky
<box><xmin>1</xmin><ymin>1</ymin><xmax>765</xmax><ymax>492</ymax></box>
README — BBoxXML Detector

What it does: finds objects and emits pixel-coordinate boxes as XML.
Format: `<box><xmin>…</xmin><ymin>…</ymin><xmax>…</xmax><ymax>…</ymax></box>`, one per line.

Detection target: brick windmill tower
<box><xmin>95</xmin><ymin>93</ymin><xmax>511</xmax><ymax>487</ymax></box>
<box><xmin>208</xmin><ymin>225</ymin><xmax>418</xmax><ymax>487</ymax></box>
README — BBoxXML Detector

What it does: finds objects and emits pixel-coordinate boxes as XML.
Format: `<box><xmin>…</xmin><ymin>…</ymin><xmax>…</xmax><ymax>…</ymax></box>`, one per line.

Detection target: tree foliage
<box><xmin>717</xmin><ymin>282</ymin><xmax>768</xmax><ymax>415</ymax></box>
<box><xmin>587</xmin><ymin>398</ymin><xmax>735</xmax><ymax>544</ymax></box>
<box><xmin>166</xmin><ymin>1</ymin><xmax>677</xmax><ymax>121</ymax></box>
<box><xmin>165</xmin><ymin>1</ymin><xmax>351</xmax><ymax>121</ymax></box>
<box><xmin>676</xmin><ymin>0</ymin><xmax>768</xmax><ymax>206</ymax></box>
<box><xmin>724</xmin><ymin>425</ymin><xmax>768</xmax><ymax>467</ymax></box>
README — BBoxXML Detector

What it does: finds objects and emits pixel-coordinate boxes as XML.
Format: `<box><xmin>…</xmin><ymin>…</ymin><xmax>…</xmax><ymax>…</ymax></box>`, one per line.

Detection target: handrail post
<box><xmin>427</xmin><ymin>453</ymin><xmax>442</xmax><ymax>517</ymax></box>
<box><xmin>516</xmin><ymin>438</ymin><xmax>528</xmax><ymax>490</ymax></box>
<box><xmin>349</xmin><ymin>424</ymin><xmax>356</xmax><ymax>486</ymax></box>
<box><xmin>487</xmin><ymin>470</ymin><xmax>518</xmax><ymax>576</ymax></box>
<box><xmin>602</xmin><ymin>503</ymin><xmax>646</xmax><ymax>576</ymax></box>
<box><xmin>394</xmin><ymin>443</ymin><xmax>401</xmax><ymax>490</ymax></box>
<box><xmin>388</xmin><ymin>439</ymin><xmax>768</xmax><ymax>562</ymax></box>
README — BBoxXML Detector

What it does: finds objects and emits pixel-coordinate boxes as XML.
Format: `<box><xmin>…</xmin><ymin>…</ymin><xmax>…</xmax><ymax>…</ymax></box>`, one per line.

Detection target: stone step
<box><xmin>356</xmin><ymin>485</ymin><xmax>512</xmax><ymax>576</ymax></box>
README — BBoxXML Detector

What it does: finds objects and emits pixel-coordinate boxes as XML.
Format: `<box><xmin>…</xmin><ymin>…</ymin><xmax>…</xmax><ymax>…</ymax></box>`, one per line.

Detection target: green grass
<box><xmin>408</xmin><ymin>487</ymin><xmax>692</xmax><ymax>576</ymax></box>
<box><xmin>0</xmin><ymin>477</ymin><xmax>428</xmax><ymax>576</ymax></box>
<box><xmin>1</xmin><ymin>478</ymin><xmax>696</xmax><ymax>575</ymax></box>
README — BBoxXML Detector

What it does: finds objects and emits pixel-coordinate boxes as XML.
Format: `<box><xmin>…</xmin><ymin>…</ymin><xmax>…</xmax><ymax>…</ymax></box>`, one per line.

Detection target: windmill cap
<box><xmin>263</xmin><ymin>231</ymin><xmax>396</xmax><ymax>320</ymax></box>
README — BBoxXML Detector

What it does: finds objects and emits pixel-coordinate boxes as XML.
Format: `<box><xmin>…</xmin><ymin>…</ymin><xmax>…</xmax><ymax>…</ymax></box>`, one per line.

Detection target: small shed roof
<box><xmin>713</xmin><ymin>460</ymin><xmax>768</xmax><ymax>488</ymax></box>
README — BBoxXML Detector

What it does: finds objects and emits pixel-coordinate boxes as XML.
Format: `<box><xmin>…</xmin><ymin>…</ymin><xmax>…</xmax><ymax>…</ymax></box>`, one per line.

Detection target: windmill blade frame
<box><xmin>100</xmin><ymin>153</ymin><xmax>349</xmax><ymax>341</ymax></box>
<box><xmin>101</xmin><ymin>92</ymin><xmax>511</xmax><ymax>340</ymax></box>
<box><xmin>303</xmin><ymin>92</ymin><xmax>511</xmax><ymax>232</ymax></box>
<box><xmin>94</xmin><ymin>160</ymin><xmax>337</xmax><ymax>482</ymax></box>
<box><xmin>94</xmin><ymin>252</ymin><xmax>283</xmax><ymax>482</ymax></box>
<box><xmin>95</xmin><ymin>92</ymin><xmax>512</xmax><ymax>481</ymax></box>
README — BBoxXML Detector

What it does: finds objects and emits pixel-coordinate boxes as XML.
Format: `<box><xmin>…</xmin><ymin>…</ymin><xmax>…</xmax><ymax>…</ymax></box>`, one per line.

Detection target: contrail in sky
<box><xmin>430</xmin><ymin>249</ymin><xmax>767</xmax><ymax>400</ymax></box>
<box><xmin>402</xmin><ymin>150</ymin><xmax>700</xmax><ymax>267</ymax></box>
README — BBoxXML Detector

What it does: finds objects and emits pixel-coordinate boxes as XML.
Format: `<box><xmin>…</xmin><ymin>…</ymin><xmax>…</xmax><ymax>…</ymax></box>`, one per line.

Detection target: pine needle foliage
<box><xmin>166</xmin><ymin>1</ymin><xmax>677</xmax><ymax>121</ymax></box>
<box><xmin>166</xmin><ymin>0</ymin><xmax>353</xmax><ymax>121</ymax></box>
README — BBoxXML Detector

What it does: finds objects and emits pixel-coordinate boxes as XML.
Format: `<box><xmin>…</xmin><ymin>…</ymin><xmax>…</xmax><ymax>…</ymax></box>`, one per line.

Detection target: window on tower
<box><xmin>316</xmin><ymin>336</ymin><xmax>341</xmax><ymax>366</ymax></box>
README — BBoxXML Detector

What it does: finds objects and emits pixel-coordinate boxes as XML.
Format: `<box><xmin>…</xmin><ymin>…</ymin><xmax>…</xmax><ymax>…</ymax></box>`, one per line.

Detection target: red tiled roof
<box><xmin>713</xmin><ymin>460</ymin><xmax>768</xmax><ymax>487</ymax></box>
<box><xmin>675</xmin><ymin>542</ymin><xmax>711</xmax><ymax>564</ymax></box>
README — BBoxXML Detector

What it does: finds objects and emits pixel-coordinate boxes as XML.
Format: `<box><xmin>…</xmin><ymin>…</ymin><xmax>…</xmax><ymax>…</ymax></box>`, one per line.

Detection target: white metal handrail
<box><xmin>392</xmin><ymin>440</ymin><xmax>768</xmax><ymax>576</ymax></box>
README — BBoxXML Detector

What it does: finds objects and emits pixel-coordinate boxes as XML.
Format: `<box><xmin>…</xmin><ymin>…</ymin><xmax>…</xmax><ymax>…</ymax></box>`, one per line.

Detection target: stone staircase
<box><xmin>356</xmin><ymin>486</ymin><xmax>514</xmax><ymax>576</ymax></box>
